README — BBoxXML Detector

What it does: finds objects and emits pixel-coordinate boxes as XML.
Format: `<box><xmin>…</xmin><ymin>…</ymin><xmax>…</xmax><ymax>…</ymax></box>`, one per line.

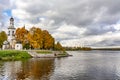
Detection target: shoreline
<box><xmin>0</xmin><ymin>50</ymin><xmax>71</xmax><ymax>61</ymax></box>
<box><xmin>27</xmin><ymin>50</ymin><xmax>71</xmax><ymax>58</ymax></box>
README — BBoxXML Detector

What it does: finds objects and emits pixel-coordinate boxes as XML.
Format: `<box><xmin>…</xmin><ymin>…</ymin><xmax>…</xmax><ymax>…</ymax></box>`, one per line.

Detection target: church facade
<box><xmin>2</xmin><ymin>17</ymin><xmax>23</xmax><ymax>50</ymax></box>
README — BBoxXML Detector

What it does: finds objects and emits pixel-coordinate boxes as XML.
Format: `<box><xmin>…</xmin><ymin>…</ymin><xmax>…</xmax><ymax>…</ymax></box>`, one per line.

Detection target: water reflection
<box><xmin>0</xmin><ymin>58</ymin><xmax>55</xmax><ymax>80</ymax></box>
<box><xmin>1</xmin><ymin>51</ymin><xmax>120</xmax><ymax>80</ymax></box>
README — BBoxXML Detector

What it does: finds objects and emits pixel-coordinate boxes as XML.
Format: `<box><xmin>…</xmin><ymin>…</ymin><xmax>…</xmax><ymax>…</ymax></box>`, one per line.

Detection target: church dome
<box><xmin>10</xmin><ymin>17</ymin><xmax>14</xmax><ymax>21</ymax></box>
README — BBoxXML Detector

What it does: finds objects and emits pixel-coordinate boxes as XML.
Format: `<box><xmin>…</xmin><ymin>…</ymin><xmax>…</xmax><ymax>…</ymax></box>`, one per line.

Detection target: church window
<box><xmin>12</xmin><ymin>31</ymin><xmax>15</xmax><ymax>36</ymax></box>
<box><xmin>12</xmin><ymin>31</ymin><xmax>14</xmax><ymax>34</ymax></box>
<box><xmin>8</xmin><ymin>31</ymin><xmax>10</xmax><ymax>36</ymax></box>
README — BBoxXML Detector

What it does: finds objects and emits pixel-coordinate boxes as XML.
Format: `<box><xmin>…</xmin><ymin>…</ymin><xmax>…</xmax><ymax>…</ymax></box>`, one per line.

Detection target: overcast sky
<box><xmin>1</xmin><ymin>0</ymin><xmax>120</xmax><ymax>47</ymax></box>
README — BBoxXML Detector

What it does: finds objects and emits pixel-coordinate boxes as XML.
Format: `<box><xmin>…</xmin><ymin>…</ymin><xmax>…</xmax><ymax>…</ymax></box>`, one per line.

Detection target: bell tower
<box><xmin>7</xmin><ymin>17</ymin><xmax>16</xmax><ymax>48</ymax></box>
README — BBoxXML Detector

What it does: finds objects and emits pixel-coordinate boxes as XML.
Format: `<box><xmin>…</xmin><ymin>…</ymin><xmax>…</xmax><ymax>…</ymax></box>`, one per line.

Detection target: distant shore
<box><xmin>91</xmin><ymin>48</ymin><xmax>120</xmax><ymax>50</ymax></box>
<box><xmin>64</xmin><ymin>46</ymin><xmax>120</xmax><ymax>51</ymax></box>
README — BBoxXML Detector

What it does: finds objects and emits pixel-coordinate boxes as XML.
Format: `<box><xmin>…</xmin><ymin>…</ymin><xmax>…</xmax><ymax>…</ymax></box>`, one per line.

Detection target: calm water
<box><xmin>1</xmin><ymin>51</ymin><xmax>120</xmax><ymax>80</ymax></box>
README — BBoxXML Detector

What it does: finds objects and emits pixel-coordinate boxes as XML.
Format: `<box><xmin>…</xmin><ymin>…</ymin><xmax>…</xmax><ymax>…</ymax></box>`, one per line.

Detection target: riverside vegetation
<box><xmin>0</xmin><ymin>50</ymin><xmax>32</xmax><ymax>61</ymax></box>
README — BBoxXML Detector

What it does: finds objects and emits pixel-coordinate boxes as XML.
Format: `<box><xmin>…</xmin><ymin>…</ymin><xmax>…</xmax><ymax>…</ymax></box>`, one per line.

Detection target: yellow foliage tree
<box><xmin>29</xmin><ymin>27</ymin><xmax>43</xmax><ymax>49</ymax></box>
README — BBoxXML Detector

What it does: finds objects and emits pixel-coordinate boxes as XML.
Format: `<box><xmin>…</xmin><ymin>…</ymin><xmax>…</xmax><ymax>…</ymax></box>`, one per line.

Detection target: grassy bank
<box><xmin>0</xmin><ymin>50</ymin><xmax>32</xmax><ymax>61</ymax></box>
<box><xmin>36</xmin><ymin>50</ymin><xmax>52</xmax><ymax>54</ymax></box>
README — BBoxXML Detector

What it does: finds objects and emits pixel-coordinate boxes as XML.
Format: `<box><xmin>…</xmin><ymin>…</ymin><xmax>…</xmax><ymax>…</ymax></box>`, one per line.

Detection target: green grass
<box><xmin>56</xmin><ymin>53</ymin><xmax>68</xmax><ymax>57</ymax></box>
<box><xmin>57</xmin><ymin>52</ymin><xmax>67</xmax><ymax>56</ymax></box>
<box><xmin>0</xmin><ymin>50</ymin><xmax>32</xmax><ymax>61</ymax></box>
<box><xmin>36</xmin><ymin>50</ymin><xmax>52</xmax><ymax>54</ymax></box>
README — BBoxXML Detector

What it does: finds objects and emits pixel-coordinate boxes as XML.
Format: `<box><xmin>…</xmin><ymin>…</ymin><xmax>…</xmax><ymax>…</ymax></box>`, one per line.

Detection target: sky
<box><xmin>1</xmin><ymin>0</ymin><xmax>120</xmax><ymax>47</ymax></box>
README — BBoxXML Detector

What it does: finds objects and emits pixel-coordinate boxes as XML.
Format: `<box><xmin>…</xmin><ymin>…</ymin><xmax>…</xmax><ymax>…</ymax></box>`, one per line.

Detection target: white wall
<box><xmin>8</xmin><ymin>28</ymin><xmax>15</xmax><ymax>42</ymax></box>
<box><xmin>15</xmin><ymin>44</ymin><xmax>23</xmax><ymax>50</ymax></box>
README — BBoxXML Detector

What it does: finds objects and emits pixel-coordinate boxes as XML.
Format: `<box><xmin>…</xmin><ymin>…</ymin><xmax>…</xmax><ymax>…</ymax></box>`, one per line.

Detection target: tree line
<box><xmin>64</xmin><ymin>46</ymin><xmax>92</xmax><ymax>51</ymax></box>
<box><xmin>0</xmin><ymin>26</ymin><xmax>64</xmax><ymax>51</ymax></box>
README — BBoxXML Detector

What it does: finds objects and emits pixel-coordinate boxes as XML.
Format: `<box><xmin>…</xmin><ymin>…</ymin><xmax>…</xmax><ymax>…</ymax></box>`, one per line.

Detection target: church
<box><xmin>2</xmin><ymin>17</ymin><xmax>23</xmax><ymax>50</ymax></box>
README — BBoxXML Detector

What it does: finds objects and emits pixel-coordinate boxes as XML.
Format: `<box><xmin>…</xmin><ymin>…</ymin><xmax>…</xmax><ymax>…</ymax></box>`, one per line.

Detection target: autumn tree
<box><xmin>29</xmin><ymin>27</ymin><xmax>43</xmax><ymax>49</ymax></box>
<box><xmin>54</xmin><ymin>42</ymin><xmax>64</xmax><ymax>51</ymax></box>
<box><xmin>42</xmin><ymin>30</ymin><xmax>54</xmax><ymax>49</ymax></box>
<box><xmin>0</xmin><ymin>31</ymin><xmax>7</xmax><ymax>48</ymax></box>
<box><xmin>15</xmin><ymin>26</ymin><xmax>28</xmax><ymax>48</ymax></box>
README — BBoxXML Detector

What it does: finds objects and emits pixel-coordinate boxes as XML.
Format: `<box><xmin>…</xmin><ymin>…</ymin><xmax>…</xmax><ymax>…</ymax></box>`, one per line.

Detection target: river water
<box><xmin>1</xmin><ymin>50</ymin><xmax>120</xmax><ymax>80</ymax></box>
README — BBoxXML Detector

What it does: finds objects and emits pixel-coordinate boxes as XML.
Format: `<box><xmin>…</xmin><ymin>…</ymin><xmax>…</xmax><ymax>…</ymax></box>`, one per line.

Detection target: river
<box><xmin>1</xmin><ymin>50</ymin><xmax>120</xmax><ymax>80</ymax></box>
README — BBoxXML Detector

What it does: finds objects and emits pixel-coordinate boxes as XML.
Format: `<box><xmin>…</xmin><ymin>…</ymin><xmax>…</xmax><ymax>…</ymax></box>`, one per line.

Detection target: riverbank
<box><xmin>0</xmin><ymin>50</ymin><xmax>32</xmax><ymax>61</ymax></box>
<box><xmin>0</xmin><ymin>50</ymin><xmax>71</xmax><ymax>60</ymax></box>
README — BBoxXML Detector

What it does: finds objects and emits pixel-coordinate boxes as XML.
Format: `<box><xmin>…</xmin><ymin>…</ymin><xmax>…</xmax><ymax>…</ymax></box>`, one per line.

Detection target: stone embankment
<box><xmin>27</xmin><ymin>51</ymin><xmax>71</xmax><ymax>58</ymax></box>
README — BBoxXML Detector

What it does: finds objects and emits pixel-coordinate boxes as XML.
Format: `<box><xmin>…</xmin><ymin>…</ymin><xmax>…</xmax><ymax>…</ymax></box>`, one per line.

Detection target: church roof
<box><xmin>3</xmin><ymin>41</ymin><xmax>9</xmax><ymax>45</ymax></box>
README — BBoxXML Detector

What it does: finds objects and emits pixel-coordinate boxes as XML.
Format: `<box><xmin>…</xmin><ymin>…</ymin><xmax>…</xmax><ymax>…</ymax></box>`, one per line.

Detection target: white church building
<box><xmin>2</xmin><ymin>17</ymin><xmax>23</xmax><ymax>50</ymax></box>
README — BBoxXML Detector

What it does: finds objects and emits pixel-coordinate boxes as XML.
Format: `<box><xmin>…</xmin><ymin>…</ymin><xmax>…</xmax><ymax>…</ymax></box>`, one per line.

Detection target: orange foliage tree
<box><xmin>15</xmin><ymin>27</ymin><xmax>28</xmax><ymax>46</ymax></box>
<box><xmin>42</xmin><ymin>30</ymin><xmax>55</xmax><ymax>49</ymax></box>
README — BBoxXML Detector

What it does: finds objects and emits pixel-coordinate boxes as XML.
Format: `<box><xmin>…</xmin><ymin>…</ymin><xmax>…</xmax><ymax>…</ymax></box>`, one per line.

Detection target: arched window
<box><xmin>12</xmin><ymin>31</ymin><xmax>14</xmax><ymax>34</ymax></box>
<box><xmin>12</xmin><ymin>31</ymin><xmax>14</xmax><ymax>36</ymax></box>
<box><xmin>8</xmin><ymin>31</ymin><xmax>10</xmax><ymax>36</ymax></box>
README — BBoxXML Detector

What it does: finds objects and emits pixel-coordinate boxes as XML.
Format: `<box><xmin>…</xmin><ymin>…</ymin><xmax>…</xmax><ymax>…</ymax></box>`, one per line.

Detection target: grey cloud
<box><xmin>91</xmin><ymin>40</ymin><xmax>120</xmax><ymax>47</ymax></box>
<box><xmin>11</xmin><ymin>0</ymin><xmax>120</xmax><ymax>46</ymax></box>
<box><xmin>14</xmin><ymin>0</ymin><xmax>120</xmax><ymax>26</ymax></box>
<box><xmin>84</xmin><ymin>25</ymin><xmax>116</xmax><ymax>35</ymax></box>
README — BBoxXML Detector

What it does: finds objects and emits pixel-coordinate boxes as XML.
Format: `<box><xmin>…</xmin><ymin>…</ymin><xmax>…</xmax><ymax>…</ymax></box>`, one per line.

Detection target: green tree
<box><xmin>0</xmin><ymin>31</ymin><xmax>7</xmax><ymax>48</ymax></box>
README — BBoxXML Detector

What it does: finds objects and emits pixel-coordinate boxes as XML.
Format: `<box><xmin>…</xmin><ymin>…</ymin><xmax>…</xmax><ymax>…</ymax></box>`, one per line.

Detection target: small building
<box><xmin>15</xmin><ymin>42</ymin><xmax>23</xmax><ymax>50</ymax></box>
<box><xmin>2</xmin><ymin>41</ymin><xmax>10</xmax><ymax>50</ymax></box>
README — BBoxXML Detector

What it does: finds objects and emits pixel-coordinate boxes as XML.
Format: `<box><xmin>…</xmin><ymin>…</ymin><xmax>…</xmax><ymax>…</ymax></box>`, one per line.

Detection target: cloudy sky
<box><xmin>1</xmin><ymin>0</ymin><xmax>120</xmax><ymax>47</ymax></box>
